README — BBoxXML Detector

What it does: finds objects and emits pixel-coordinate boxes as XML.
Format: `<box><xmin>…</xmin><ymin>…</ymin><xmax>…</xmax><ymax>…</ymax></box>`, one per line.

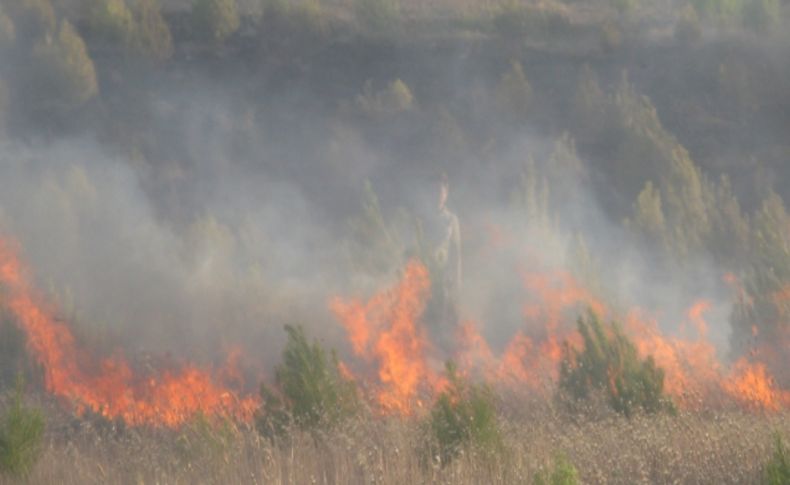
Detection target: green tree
<box><xmin>131</xmin><ymin>0</ymin><xmax>173</xmax><ymax>62</ymax></box>
<box><xmin>429</xmin><ymin>362</ymin><xmax>502</xmax><ymax>465</ymax></box>
<box><xmin>30</xmin><ymin>20</ymin><xmax>98</xmax><ymax>115</ymax></box>
<box><xmin>763</xmin><ymin>434</ymin><xmax>790</xmax><ymax>485</ymax></box>
<box><xmin>83</xmin><ymin>0</ymin><xmax>136</xmax><ymax>47</ymax></box>
<box><xmin>256</xmin><ymin>325</ymin><xmax>359</xmax><ymax>439</ymax></box>
<box><xmin>559</xmin><ymin>311</ymin><xmax>674</xmax><ymax>417</ymax></box>
<box><xmin>0</xmin><ymin>379</ymin><xmax>45</xmax><ymax>479</ymax></box>
<box><xmin>192</xmin><ymin>0</ymin><xmax>240</xmax><ymax>44</ymax></box>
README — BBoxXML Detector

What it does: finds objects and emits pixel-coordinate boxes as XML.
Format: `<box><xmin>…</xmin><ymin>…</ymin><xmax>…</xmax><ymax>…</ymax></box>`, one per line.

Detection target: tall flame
<box><xmin>330</xmin><ymin>260</ymin><xmax>442</xmax><ymax>415</ymax></box>
<box><xmin>0</xmin><ymin>238</ymin><xmax>258</xmax><ymax>427</ymax></box>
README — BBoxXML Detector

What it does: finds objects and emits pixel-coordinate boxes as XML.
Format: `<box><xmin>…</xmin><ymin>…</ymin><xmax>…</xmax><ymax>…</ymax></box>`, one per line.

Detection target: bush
<box><xmin>429</xmin><ymin>362</ymin><xmax>502</xmax><ymax>464</ymax></box>
<box><xmin>0</xmin><ymin>380</ymin><xmax>44</xmax><ymax>478</ymax></box>
<box><xmin>256</xmin><ymin>325</ymin><xmax>359</xmax><ymax>439</ymax></box>
<box><xmin>763</xmin><ymin>433</ymin><xmax>790</xmax><ymax>485</ymax></box>
<box><xmin>534</xmin><ymin>455</ymin><xmax>580</xmax><ymax>485</ymax></box>
<box><xmin>354</xmin><ymin>0</ymin><xmax>401</xmax><ymax>34</ymax></box>
<box><xmin>30</xmin><ymin>20</ymin><xmax>98</xmax><ymax>115</ymax></box>
<box><xmin>192</xmin><ymin>0</ymin><xmax>240</xmax><ymax>44</ymax></box>
<box><xmin>559</xmin><ymin>311</ymin><xmax>674</xmax><ymax>417</ymax></box>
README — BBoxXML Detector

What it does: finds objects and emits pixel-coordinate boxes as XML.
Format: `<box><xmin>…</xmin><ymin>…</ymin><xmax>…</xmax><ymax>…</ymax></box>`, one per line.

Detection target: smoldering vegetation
<box><xmin>0</xmin><ymin>0</ymin><xmax>789</xmax><ymax>482</ymax></box>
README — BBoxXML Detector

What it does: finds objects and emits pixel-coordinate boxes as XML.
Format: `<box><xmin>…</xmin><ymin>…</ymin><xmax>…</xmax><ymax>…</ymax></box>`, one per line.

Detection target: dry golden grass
<box><xmin>3</xmin><ymin>396</ymin><xmax>787</xmax><ymax>484</ymax></box>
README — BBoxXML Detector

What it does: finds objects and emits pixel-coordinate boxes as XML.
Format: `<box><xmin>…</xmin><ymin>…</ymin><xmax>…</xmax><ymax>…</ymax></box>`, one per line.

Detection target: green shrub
<box><xmin>256</xmin><ymin>325</ymin><xmax>359</xmax><ymax>439</ymax></box>
<box><xmin>0</xmin><ymin>313</ymin><xmax>26</xmax><ymax>389</ymax></box>
<box><xmin>429</xmin><ymin>362</ymin><xmax>502</xmax><ymax>464</ymax></box>
<box><xmin>354</xmin><ymin>0</ymin><xmax>401</xmax><ymax>34</ymax></box>
<box><xmin>0</xmin><ymin>380</ymin><xmax>45</xmax><ymax>478</ymax></box>
<box><xmin>559</xmin><ymin>311</ymin><xmax>674</xmax><ymax>417</ymax></box>
<box><xmin>763</xmin><ymin>433</ymin><xmax>790</xmax><ymax>485</ymax></box>
<box><xmin>192</xmin><ymin>0</ymin><xmax>240</xmax><ymax>44</ymax></box>
<box><xmin>131</xmin><ymin>0</ymin><xmax>173</xmax><ymax>62</ymax></box>
<box><xmin>534</xmin><ymin>455</ymin><xmax>580</xmax><ymax>485</ymax></box>
<box><xmin>175</xmin><ymin>414</ymin><xmax>239</xmax><ymax>470</ymax></box>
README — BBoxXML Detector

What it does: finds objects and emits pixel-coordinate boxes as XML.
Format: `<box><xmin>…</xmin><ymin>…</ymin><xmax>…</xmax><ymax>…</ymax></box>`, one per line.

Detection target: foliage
<box><xmin>533</xmin><ymin>455</ymin><xmax>580</xmax><ymax>485</ymax></box>
<box><xmin>30</xmin><ymin>21</ymin><xmax>98</xmax><ymax>115</ymax></box>
<box><xmin>0</xmin><ymin>313</ymin><xmax>26</xmax><ymax>389</ymax></box>
<box><xmin>256</xmin><ymin>325</ymin><xmax>359</xmax><ymax>439</ymax></box>
<box><xmin>175</xmin><ymin>414</ymin><xmax>240</xmax><ymax>469</ymax></box>
<box><xmin>84</xmin><ymin>0</ymin><xmax>136</xmax><ymax>47</ymax></box>
<box><xmin>495</xmin><ymin>61</ymin><xmax>533</xmax><ymax>122</ymax></box>
<box><xmin>354</xmin><ymin>0</ymin><xmax>401</xmax><ymax>34</ymax></box>
<box><xmin>559</xmin><ymin>311</ymin><xmax>674</xmax><ymax>417</ymax></box>
<box><xmin>131</xmin><ymin>0</ymin><xmax>173</xmax><ymax>61</ymax></box>
<box><xmin>0</xmin><ymin>379</ymin><xmax>45</xmax><ymax>478</ymax></box>
<box><xmin>192</xmin><ymin>0</ymin><xmax>240</xmax><ymax>44</ymax></box>
<box><xmin>3</xmin><ymin>0</ymin><xmax>54</xmax><ymax>44</ymax></box>
<box><xmin>763</xmin><ymin>433</ymin><xmax>790</xmax><ymax>485</ymax></box>
<box><xmin>429</xmin><ymin>362</ymin><xmax>502</xmax><ymax>464</ymax></box>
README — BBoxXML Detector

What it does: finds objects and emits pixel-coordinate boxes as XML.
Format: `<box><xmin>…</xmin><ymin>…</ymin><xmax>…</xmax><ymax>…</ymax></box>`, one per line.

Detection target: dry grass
<box><xmin>3</xmin><ymin>396</ymin><xmax>787</xmax><ymax>484</ymax></box>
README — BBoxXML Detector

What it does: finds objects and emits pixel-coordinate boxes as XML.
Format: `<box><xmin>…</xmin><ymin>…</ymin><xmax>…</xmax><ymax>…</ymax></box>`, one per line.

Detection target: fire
<box><xmin>723</xmin><ymin>359</ymin><xmax>790</xmax><ymax>411</ymax></box>
<box><xmin>0</xmin><ymin>238</ymin><xmax>258</xmax><ymax>427</ymax></box>
<box><xmin>330</xmin><ymin>260</ymin><xmax>441</xmax><ymax>415</ymax></box>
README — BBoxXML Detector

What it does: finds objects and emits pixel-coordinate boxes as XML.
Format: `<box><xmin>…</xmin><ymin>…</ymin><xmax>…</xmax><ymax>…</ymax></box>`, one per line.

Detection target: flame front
<box><xmin>330</xmin><ymin>260</ymin><xmax>441</xmax><ymax>415</ymax></box>
<box><xmin>0</xmin><ymin>238</ymin><xmax>258</xmax><ymax>427</ymax></box>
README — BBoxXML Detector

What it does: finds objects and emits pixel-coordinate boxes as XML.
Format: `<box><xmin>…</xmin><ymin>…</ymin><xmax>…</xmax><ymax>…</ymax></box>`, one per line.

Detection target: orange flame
<box><xmin>330</xmin><ymin>260</ymin><xmax>441</xmax><ymax>415</ymax></box>
<box><xmin>0</xmin><ymin>238</ymin><xmax>258</xmax><ymax>427</ymax></box>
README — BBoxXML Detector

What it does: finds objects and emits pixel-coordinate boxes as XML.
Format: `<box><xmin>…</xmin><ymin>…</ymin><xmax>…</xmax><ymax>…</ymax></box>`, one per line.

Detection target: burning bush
<box><xmin>0</xmin><ymin>380</ymin><xmax>44</xmax><ymax>479</ymax></box>
<box><xmin>256</xmin><ymin>325</ymin><xmax>359</xmax><ymax>439</ymax></box>
<box><xmin>559</xmin><ymin>312</ymin><xmax>675</xmax><ymax>417</ymax></box>
<box><xmin>428</xmin><ymin>362</ymin><xmax>501</xmax><ymax>465</ymax></box>
<box><xmin>762</xmin><ymin>433</ymin><xmax>790</xmax><ymax>485</ymax></box>
<box><xmin>533</xmin><ymin>454</ymin><xmax>580</xmax><ymax>485</ymax></box>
